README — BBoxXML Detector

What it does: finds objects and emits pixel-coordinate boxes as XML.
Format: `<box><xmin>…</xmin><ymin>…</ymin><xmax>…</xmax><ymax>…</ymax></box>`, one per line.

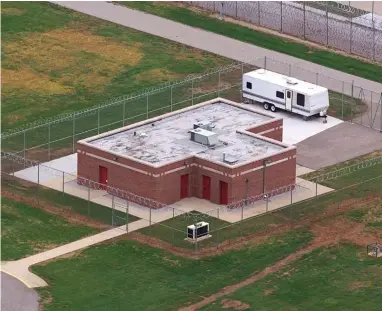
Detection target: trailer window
<box><xmin>276</xmin><ymin>91</ymin><xmax>284</xmax><ymax>99</ymax></box>
<box><xmin>246</xmin><ymin>82</ymin><xmax>252</xmax><ymax>89</ymax></box>
<box><xmin>297</xmin><ymin>93</ymin><xmax>305</xmax><ymax>106</ymax></box>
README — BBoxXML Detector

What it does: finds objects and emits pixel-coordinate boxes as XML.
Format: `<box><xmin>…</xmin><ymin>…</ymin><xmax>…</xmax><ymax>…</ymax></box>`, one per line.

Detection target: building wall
<box><xmin>77</xmin><ymin>114</ymin><xmax>295</xmax><ymax>208</ymax></box>
<box><xmin>247</xmin><ymin>119</ymin><xmax>283</xmax><ymax>141</ymax></box>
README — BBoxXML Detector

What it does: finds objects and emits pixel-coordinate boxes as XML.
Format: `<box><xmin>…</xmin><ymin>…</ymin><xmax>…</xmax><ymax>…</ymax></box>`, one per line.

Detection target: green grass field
<box><xmin>200</xmin><ymin>243</ymin><xmax>382</xmax><ymax>311</ymax></box>
<box><xmin>1</xmin><ymin>197</ymin><xmax>97</xmax><ymax>261</ymax></box>
<box><xmin>138</xmin><ymin>158</ymin><xmax>382</xmax><ymax>249</ymax></box>
<box><xmin>32</xmin><ymin>229</ymin><xmax>312</xmax><ymax>311</ymax></box>
<box><xmin>1</xmin><ymin>176</ymin><xmax>140</xmax><ymax>227</ymax></box>
<box><xmin>1</xmin><ymin>2</ymin><xmax>229</xmax><ymax>131</ymax></box>
<box><xmin>120</xmin><ymin>2</ymin><xmax>382</xmax><ymax>83</ymax></box>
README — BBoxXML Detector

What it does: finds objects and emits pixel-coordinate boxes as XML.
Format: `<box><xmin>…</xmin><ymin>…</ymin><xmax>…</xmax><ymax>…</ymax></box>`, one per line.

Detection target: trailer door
<box><xmin>285</xmin><ymin>90</ymin><xmax>292</xmax><ymax>111</ymax></box>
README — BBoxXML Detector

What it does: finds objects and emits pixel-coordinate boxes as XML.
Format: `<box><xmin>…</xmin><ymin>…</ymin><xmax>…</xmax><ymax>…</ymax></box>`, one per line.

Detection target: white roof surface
<box><xmin>88</xmin><ymin>102</ymin><xmax>285</xmax><ymax>166</ymax></box>
<box><xmin>244</xmin><ymin>69</ymin><xmax>328</xmax><ymax>95</ymax></box>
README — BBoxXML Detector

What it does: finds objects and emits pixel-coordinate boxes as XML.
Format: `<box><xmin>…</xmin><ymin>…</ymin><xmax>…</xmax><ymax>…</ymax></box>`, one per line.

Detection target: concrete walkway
<box><xmin>54</xmin><ymin>1</ymin><xmax>382</xmax><ymax>94</ymax></box>
<box><xmin>0</xmin><ymin>220</ymin><xmax>147</xmax><ymax>288</ymax></box>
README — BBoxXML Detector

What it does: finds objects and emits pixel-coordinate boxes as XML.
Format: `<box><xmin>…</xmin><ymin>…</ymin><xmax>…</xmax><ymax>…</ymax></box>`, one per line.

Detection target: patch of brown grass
<box><xmin>136</xmin><ymin>68</ymin><xmax>180</xmax><ymax>82</ymax></box>
<box><xmin>348</xmin><ymin>281</ymin><xmax>372</xmax><ymax>291</ymax></box>
<box><xmin>2</xmin><ymin>28</ymin><xmax>144</xmax><ymax>94</ymax></box>
<box><xmin>221</xmin><ymin>299</ymin><xmax>250</xmax><ymax>310</ymax></box>
<box><xmin>1</xmin><ymin>7</ymin><xmax>24</xmax><ymax>15</ymax></box>
<box><xmin>2</xmin><ymin>68</ymin><xmax>73</xmax><ymax>95</ymax></box>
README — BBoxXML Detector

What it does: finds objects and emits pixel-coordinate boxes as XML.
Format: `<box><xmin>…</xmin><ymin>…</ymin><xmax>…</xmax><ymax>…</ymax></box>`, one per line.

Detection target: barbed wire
<box><xmin>1</xmin><ymin>60</ymin><xmax>246</xmax><ymax>139</ymax></box>
<box><xmin>311</xmin><ymin>156</ymin><xmax>382</xmax><ymax>183</ymax></box>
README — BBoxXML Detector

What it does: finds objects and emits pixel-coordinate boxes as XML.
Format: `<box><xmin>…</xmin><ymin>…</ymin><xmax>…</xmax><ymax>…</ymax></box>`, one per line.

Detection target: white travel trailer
<box><xmin>242</xmin><ymin>69</ymin><xmax>329</xmax><ymax>121</ymax></box>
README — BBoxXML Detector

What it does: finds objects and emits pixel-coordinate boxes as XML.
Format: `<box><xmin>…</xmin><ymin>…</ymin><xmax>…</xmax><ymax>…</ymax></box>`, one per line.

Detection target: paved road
<box><xmin>53</xmin><ymin>1</ymin><xmax>382</xmax><ymax>131</ymax></box>
<box><xmin>297</xmin><ymin>122</ymin><xmax>382</xmax><ymax>169</ymax></box>
<box><xmin>54</xmin><ymin>1</ymin><xmax>382</xmax><ymax>93</ymax></box>
<box><xmin>1</xmin><ymin>272</ymin><xmax>39</xmax><ymax>311</ymax></box>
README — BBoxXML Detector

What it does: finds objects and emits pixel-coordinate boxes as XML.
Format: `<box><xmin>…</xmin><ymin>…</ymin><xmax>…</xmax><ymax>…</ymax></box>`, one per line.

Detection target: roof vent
<box><xmin>223</xmin><ymin>152</ymin><xmax>238</xmax><ymax>165</ymax></box>
<box><xmin>257</xmin><ymin>69</ymin><xmax>266</xmax><ymax>74</ymax></box>
<box><xmin>286</xmin><ymin>78</ymin><xmax>298</xmax><ymax>85</ymax></box>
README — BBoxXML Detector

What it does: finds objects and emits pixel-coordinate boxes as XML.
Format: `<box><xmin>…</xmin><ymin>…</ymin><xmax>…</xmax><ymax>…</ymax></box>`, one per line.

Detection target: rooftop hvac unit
<box><xmin>187</xmin><ymin>222</ymin><xmax>209</xmax><ymax>240</ymax></box>
<box><xmin>286</xmin><ymin>78</ymin><xmax>298</xmax><ymax>85</ymax></box>
<box><xmin>193</xmin><ymin>121</ymin><xmax>215</xmax><ymax>132</ymax></box>
<box><xmin>190</xmin><ymin>128</ymin><xmax>218</xmax><ymax>146</ymax></box>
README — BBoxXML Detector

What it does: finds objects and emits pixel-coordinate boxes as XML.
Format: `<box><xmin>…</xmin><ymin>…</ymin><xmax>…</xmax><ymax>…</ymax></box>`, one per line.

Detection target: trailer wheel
<box><xmin>263</xmin><ymin>102</ymin><xmax>270</xmax><ymax>110</ymax></box>
<box><xmin>270</xmin><ymin>105</ymin><xmax>277</xmax><ymax>112</ymax></box>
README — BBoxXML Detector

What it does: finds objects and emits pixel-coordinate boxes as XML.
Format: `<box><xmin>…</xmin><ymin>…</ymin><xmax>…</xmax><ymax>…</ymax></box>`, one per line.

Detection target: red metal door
<box><xmin>202</xmin><ymin>175</ymin><xmax>211</xmax><ymax>200</ymax></box>
<box><xmin>180</xmin><ymin>174</ymin><xmax>189</xmax><ymax>199</ymax></box>
<box><xmin>219</xmin><ymin>181</ymin><xmax>228</xmax><ymax>205</ymax></box>
<box><xmin>99</xmin><ymin>166</ymin><xmax>108</xmax><ymax>189</ymax></box>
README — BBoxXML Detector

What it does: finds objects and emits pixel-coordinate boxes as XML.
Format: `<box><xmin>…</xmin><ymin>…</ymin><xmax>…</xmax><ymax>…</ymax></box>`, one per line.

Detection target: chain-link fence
<box><xmin>1</xmin><ymin>56</ymin><xmax>381</xmax><ymax>164</ymax></box>
<box><xmin>188</xmin><ymin>1</ymin><xmax>382</xmax><ymax>62</ymax></box>
<box><xmin>2</xmin><ymin>148</ymin><xmax>381</xmax><ymax>250</ymax></box>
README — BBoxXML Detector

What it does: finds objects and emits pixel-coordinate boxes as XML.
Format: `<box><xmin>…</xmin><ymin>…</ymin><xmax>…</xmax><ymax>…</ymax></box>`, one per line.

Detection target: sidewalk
<box><xmin>0</xmin><ymin>220</ymin><xmax>147</xmax><ymax>288</ymax></box>
<box><xmin>54</xmin><ymin>1</ymin><xmax>382</xmax><ymax>93</ymax></box>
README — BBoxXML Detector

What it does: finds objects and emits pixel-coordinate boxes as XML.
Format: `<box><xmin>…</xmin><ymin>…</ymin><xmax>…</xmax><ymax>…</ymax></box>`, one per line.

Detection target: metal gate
<box><xmin>111</xmin><ymin>197</ymin><xmax>129</xmax><ymax>231</ymax></box>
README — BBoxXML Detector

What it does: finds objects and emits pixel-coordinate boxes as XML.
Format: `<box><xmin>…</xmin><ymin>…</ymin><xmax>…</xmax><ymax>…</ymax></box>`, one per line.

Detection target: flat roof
<box><xmin>85</xmin><ymin>100</ymin><xmax>287</xmax><ymax>166</ymax></box>
<box><xmin>244</xmin><ymin>69</ymin><xmax>328</xmax><ymax>95</ymax></box>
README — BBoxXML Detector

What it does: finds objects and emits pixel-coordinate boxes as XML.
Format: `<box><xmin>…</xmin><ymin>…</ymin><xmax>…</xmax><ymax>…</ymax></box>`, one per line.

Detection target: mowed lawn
<box><xmin>33</xmin><ymin>229</ymin><xmax>313</xmax><ymax>311</ymax></box>
<box><xmin>200</xmin><ymin>243</ymin><xmax>382</xmax><ymax>311</ymax></box>
<box><xmin>1</xmin><ymin>2</ymin><xmax>229</xmax><ymax>131</ymax></box>
<box><xmin>138</xmin><ymin>156</ymin><xmax>382</xmax><ymax>249</ymax></box>
<box><xmin>1</xmin><ymin>197</ymin><xmax>97</xmax><ymax>261</ymax></box>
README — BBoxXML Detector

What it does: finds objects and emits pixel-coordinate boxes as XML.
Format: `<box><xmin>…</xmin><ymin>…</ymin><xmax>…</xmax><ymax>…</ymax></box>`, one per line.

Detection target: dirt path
<box><xmin>1</xmin><ymin>190</ymin><xmax>109</xmax><ymax>230</ymax></box>
<box><xmin>178</xmin><ymin>196</ymin><xmax>382</xmax><ymax>310</ymax></box>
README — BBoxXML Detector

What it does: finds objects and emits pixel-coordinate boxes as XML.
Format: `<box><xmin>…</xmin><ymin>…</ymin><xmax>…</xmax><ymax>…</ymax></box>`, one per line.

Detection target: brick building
<box><xmin>77</xmin><ymin>98</ymin><xmax>296</xmax><ymax>208</ymax></box>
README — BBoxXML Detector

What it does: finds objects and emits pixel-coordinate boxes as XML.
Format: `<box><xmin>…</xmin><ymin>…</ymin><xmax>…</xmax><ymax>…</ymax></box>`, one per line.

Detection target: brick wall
<box><xmin>246</xmin><ymin>119</ymin><xmax>283</xmax><ymax>141</ymax></box>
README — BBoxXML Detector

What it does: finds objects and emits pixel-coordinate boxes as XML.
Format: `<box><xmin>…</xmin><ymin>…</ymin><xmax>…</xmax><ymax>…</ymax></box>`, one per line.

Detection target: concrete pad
<box><xmin>296</xmin><ymin>165</ymin><xmax>315</xmax><ymax>176</ymax></box>
<box><xmin>297</xmin><ymin>122</ymin><xmax>382</xmax><ymax>169</ymax></box>
<box><xmin>244</xmin><ymin>103</ymin><xmax>343</xmax><ymax>145</ymax></box>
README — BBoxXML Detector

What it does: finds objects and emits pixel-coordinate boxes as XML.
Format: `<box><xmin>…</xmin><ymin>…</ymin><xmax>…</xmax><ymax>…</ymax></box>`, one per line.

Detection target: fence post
<box><xmin>97</xmin><ymin>106</ymin><xmax>100</xmax><ymax>134</ymax></box>
<box><xmin>23</xmin><ymin>131</ymin><xmax>26</xmax><ymax>162</ymax></box>
<box><xmin>351</xmin><ymin>80</ymin><xmax>354</xmax><ymax>98</ymax></box>
<box><xmin>87</xmin><ymin>185</ymin><xmax>90</xmax><ymax>216</ymax></box>
<box><xmin>149</xmin><ymin>207</ymin><xmax>152</xmax><ymax>227</ymax></box>
<box><xmin>37</xmin><ymin>163</ymin><xmax>40</xmax><ymax>204</ymax></box>
<box><xmin>218</xmin><ymin>71</ymin><xmax>221</xmax><ymax>97</ymax></box>
<box><xmin>126</xmin><ymin>201</ymin><xmax>129</xmax><ymax>232</ymax></box>
<box><xmin>62</xmin><ymin>171</ymin><xmax>65</xmax><ymax>195</ymax></box>
<box><xmin>264</xmin><ymin>56</ymin><xmax>267</xmax><ymax>69</ymax></box>
<box><xmin>72</xmin><ymin>115</ymin><xmax>75</xmax><ymax>154</ymax></box>
<box><xmin>173</xmin><ymin>207</ymin><xmax>175</xmax><ymax>218</ymax></box>
<box><xmin>315</xmin><ymin>179</ymin><xmax>318</xmax><ymax>196</ymax></box>
<box><xmin>192</xmin><ymin>79</ymin><xmax>194</xmax><ymax>105</ymax></box>
<box><xmin>380</xmin><ymin>92</ymin><xmax>382</xmax><ymax>133</ymax></box>
<box><xmin>122</xmin><ymin>101</ymin><xmax>126</xmax><ymax>126</ymax></box>
<box><xmin>350</xmin><ymin>15</ymin><xmax>353</xmax><ymax>53</ymax></box>
<box><xmin>217</xmin><ymin>207</ymin><xmax>220</xmax><ymax>219</ymax></box>
<box><xmin>258</xmin><ymin>1</ymin><xmax>261</xmax><ymax>25</ymax></box>
<box><xmin>372</xmin><ymin>1</ymin><xmax>375</xmax><ymax>61</ymax></box>
<box><xmin>341</xmin><ymin>81</ymin><xmax>345</xmax><ymax>120</ymax></box>
<box><xmin>235</xmin><ymin>1</ymin><xmax>238</xmax><ymax>18</ymax></box>
<box><xmin>316</xmin><ymin>72</ymin><xmax>318</xmax><ymax>85</ymax></box>
<box><xmin>303</xmin><ymin>2</ymin><xmax>306</xmax><ymax>40</ymax></box>
<box><xmin>326</xmin><ymin>2</ymin><xmax>329</xmax><ymax>46</ymax></box>
<box><xmin>290</xmin><ymin>188</ymin><xmax>293</xmax><ymax>220</ymax></box>
<box><xmin>280</xmin><ymin>1</ymin><xmax>283</xmax><ymax>33</ymax></box>
<box><xmin>241</xmin><ymin>204</ymin><xmax>244</xmax><ymax>221</ymax></box>
<box><xmin>146</xmin><ymin>94</ymin><xmax>149</xmax><ymax>119</ymax></box>
<box><xmin>170</xmin><ymin>85</ymin><xmax>173</xmax><ymax>112</ymax></box>
<box><xmin>112</xmin><ymin>195</ymin><xmax>115</xmax><ymax>226</ymax></box>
